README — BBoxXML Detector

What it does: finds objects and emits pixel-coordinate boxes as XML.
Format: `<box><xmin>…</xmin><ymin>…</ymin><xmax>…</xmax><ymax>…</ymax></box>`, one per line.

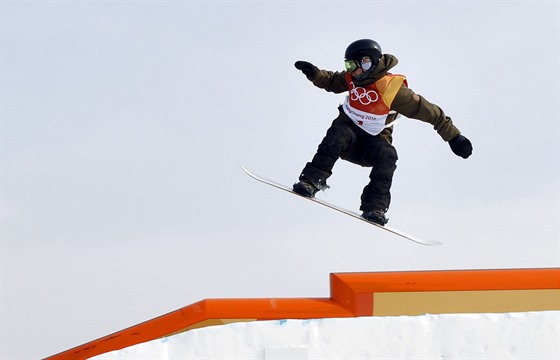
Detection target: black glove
<box><xmin>294</xmin><ymin>61</ymin><xmax>318</xmax><ymax>78</ymax></box>
<box><xmin>449</xmin><ymin>134</ymin><xmax>473</xmax><ymax>159</ymax></box>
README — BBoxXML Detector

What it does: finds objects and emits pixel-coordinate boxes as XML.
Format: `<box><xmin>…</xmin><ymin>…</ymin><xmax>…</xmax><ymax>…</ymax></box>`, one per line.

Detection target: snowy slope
<box><xmin>93</xmin><ymin>311</ymin><xmax>559</xmax><ymax>359</ymax></box>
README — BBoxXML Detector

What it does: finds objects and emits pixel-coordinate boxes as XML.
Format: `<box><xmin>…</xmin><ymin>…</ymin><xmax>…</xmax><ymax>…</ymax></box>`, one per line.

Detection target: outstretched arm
<box><xmin>294</xmin><ymin>61</ymin><xmax>348</xmax><ymax>94</ymax></box>
<box><xmin>392</xmin><ymin>86</ymin><xmax>473</xmax><ymax>158</ymax></box>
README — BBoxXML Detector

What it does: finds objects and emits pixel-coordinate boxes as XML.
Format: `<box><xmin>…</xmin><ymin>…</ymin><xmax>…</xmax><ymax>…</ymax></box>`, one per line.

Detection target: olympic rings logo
<box><xmin>349</xmin><ymin>82</ymin><xmax>379</xmax><ymax>105</ymax></box>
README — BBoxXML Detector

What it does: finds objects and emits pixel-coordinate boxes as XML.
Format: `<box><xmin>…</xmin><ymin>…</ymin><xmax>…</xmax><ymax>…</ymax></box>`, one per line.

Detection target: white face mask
<box><xmin>360</xmin><ymin>57</ymin><xmax>373</xmax><ymax>71</ymax></box>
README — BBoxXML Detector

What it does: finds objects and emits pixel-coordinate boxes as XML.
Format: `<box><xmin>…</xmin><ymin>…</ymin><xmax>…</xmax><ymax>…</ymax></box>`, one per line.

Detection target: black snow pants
<box><xmin>299</xmin><ymin>106</ymin><xmax>398</xmax><ymax>212</ymax></box>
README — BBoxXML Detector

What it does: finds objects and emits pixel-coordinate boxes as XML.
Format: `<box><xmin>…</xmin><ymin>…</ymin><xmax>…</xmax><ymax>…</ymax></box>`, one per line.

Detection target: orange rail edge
<box><xmin>46</xmin><ymin>268</ymin><xmax>560</xmax><ymax>359</ymax></box>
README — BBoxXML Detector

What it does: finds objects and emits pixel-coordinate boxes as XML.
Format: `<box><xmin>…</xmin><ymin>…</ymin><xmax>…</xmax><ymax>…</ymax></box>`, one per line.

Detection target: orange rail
<box><xmin>46</xmin><ymin>268</ymin><xmax>560</xmax><ymax>360</ymax></box>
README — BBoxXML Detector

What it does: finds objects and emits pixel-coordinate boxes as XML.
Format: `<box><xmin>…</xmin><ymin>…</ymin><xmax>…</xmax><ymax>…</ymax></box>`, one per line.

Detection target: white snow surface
<box><xmin>93</xmin><ymin>311</ymin><xmax>559</xmax><ymax>359</ymax></box>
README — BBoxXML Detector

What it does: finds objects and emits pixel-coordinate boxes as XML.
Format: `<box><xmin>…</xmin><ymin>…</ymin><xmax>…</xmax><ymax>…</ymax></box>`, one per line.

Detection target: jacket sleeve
<box><xmin>308</xmin><ymin>69</ymin><xmax>349</xmax><ymax>94</ymax></box>
<box><xmin>391</xmin><ymin>85</ymin><xmax>460</xmax><ymax>142</ymax></box>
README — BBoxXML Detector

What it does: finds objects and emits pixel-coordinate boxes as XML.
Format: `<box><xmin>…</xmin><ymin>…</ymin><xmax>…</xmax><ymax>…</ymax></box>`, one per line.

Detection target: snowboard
<box><xmin>240</xmin><ymin>165</ymin><xmax>442</xmax><ymax>246</ymax></box>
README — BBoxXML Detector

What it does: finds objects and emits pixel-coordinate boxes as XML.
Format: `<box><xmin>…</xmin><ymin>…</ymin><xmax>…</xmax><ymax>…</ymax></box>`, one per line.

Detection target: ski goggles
<box><xmin>344</xmin><ymin>56</ymin><xmax>373</xmax><ymax>73</ymax></box>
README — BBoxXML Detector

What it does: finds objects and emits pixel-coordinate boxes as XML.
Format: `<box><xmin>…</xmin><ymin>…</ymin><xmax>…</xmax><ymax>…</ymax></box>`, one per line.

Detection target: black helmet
<box><xmin>345</xmin><ymin>39</ymin><xmax>382</xmax><ymax>64</ymax></box>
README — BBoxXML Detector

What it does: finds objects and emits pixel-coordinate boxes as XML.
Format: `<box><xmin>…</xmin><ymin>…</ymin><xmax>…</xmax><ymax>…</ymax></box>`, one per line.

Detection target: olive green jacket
<box><xmin>307</xmin><ymin>54</ymin><xmax>461</xmax><ymax>143</ymax></box>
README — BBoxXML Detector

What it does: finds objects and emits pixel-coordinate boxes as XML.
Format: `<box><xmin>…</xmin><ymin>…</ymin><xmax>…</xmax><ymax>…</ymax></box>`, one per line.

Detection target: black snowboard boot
<box><xmin>362</xmin><ymin>209</ymin><xmax>388</xmax><ymax>226</ymax></box>
<box><xmin>293</xmin><ymin>178</ymin><xmax>328</xmax><ymax>198</ymax></box>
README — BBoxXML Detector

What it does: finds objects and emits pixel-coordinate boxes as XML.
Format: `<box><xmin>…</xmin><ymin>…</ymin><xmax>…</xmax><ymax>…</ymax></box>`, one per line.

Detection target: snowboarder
<box><xmin>292</xmin><ymin>39</ymin><xmax>473</xmax><ymax>226</ymax></box>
